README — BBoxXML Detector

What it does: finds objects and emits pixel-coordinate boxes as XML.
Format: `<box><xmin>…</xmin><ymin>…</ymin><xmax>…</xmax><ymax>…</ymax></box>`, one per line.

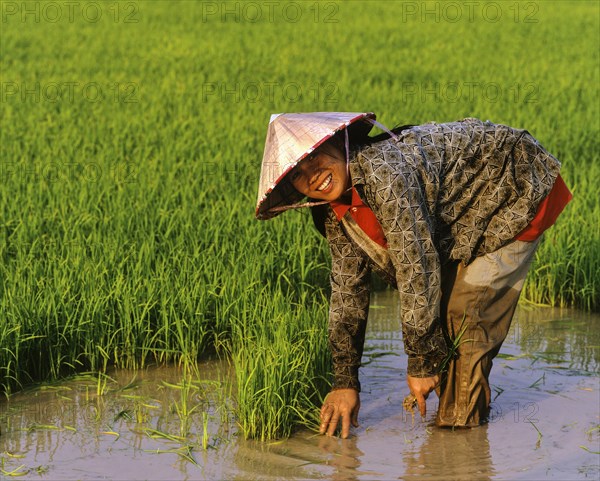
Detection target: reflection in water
<box><xmin>317</xmin><ymin>436</ymin><xmax>364</xmax><ymax>481</ymax></box>
<box><xmin>403</xmin><ymin>425</ymin><xmax>493</xmax><ymax>481</ymax></box>
<box><xmin>511</xmin><ymin>305</ymin><xmax>599</xmax><ymax>372</ymax></box>
<box><xmin>1</xmin><ymin>291</ymin><xmax>598</xmax><ymax>480</ymax></box>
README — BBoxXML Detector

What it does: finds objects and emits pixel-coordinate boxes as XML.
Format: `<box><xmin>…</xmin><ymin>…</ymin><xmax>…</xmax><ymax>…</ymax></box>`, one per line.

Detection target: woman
<box><xmin>255</xmin><ymin>112</ymin><xmax>572</xmax><ymax>438</ymax></box>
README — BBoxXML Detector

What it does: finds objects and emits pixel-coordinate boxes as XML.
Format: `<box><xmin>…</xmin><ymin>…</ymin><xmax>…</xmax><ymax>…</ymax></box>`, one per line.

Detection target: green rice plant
<box><xmin>528</xmin><ymin>374</ymin><xmax>546</xmax><ymax>389</ymax></box>
<box><xmin>171</xmin><ymin>380</ymin><xmax>198</xmax><ymax>438</ymax></box>
<box><xmin>527</xmin><ymin>419</ymin><xmax>543</xmax><ymax>449</ymax></box>
<box><xmin>522</xmin><ymin>159</ymin><xmax>600</xmax><ymax>311</ymax></box>
<box><xmin>0</xmin><ymin>456</ymin><xmax>29</xmax><ymax>478</ymax></box>
<box><xmin>404</xmin><ymin>312</ymin><xmax>471</xmax><ymax>416</ymax></box>
<box><xmin>579</xmin><ymin>445</ymin><xmax>600</xmax><ymax>455</ymax></box>
<box><xmin>201</xmin><ymin>412</ymin><xmax>210</xmax><ymax>450</ymax></box>
<box><xmin>157</xmin><ymin>447</ymin><xmax>198</xmax><ymax>466</ymax></box>
<box><xmin>580</xmin><ymin>425</ymin><xmax>600</xmax><ymax>454</ymax></box>
<box><xmin>438</xmin><ymin>314</ymin><xmax>472</xmax><ymax>374</ymax></box>
<box><xmin>231</xmin><ymin>287</ymin><xmax>331</xmax><ymax>440</ymax></box>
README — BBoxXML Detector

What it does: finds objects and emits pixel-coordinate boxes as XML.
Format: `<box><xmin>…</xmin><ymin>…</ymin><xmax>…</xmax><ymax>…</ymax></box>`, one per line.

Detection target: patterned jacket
<box><xmin>322</xmin><ymin>118</ymin><xmax>561</xmax><ymax>391</ymax></box>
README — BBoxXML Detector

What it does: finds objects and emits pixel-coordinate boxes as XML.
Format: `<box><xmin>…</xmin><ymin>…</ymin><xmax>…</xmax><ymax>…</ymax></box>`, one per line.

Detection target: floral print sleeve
<box><xmin>324</xmin><ymin>209</ymin><xmax>371</xmax><ymax>391</ymax></box>
<box><xmin>357</xmin><ymin>158</ymin><xmax>449</xmax><ymax>377</ymax></box>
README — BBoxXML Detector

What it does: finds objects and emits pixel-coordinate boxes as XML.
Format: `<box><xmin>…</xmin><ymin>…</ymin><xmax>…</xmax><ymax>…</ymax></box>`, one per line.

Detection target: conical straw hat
<box><xmin>255</xmin><ymin>112</ymin><xmax>376</xmax><ymax>220</ymax></box>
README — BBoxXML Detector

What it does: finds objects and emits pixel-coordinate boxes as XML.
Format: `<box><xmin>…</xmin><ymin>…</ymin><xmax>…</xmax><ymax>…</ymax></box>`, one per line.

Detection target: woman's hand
<box><xmin>407</xmin><ymin>375</ymin><xmax>440</xmax><ymax>417</ymax></box>
<box><xmin>320</xmin><ymin>388</ymin><xmax>360</xmax><ymax>438</ymax></box>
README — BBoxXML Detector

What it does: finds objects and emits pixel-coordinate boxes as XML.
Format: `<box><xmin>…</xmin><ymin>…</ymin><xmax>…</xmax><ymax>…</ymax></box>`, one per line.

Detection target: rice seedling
<box><xmin>579</xmin><ymin>445</ymin><xmax>600</xmax><ymax>455</ymax></box>
<box><xmin>0</xmin><ymin>452</ymin><xmax>46</xmax><ymax>478</ymax></box>
<box><xmin>143</xmin><ymin>445</ymin><xmax>199</xmax><ymax>466</ymax></box>
<box><xmin>527</xmin><ymin>419</ymin><xmax>543</xmax><ymax>449</ymax></box>
<box><xmin>580</xmin><ymin>424</ymin><xmax>600</xmax><ymax>454</ymax></box>
<box><xmin>0</xmin><ymin>460</ymin><xmax>28</xmax><ymax>478</ymax></box>
<box><xmin>201</xmin><ymin>412</ymin><xmax>210</xmax><ymax>450</ymax></box>
<box><xmin>144</xmin><ymin>428</ymin><xmax>186</xmax><ymax>443</ymax></box>
<box><xmin>403</xmin><ymin>313</ymin><xmax>471</xmax><ymax>418</ymax></box>
<box><xmin>96</xmin><ymin>372</ymin><xmax>113</xmax><ymax>397</ymax></box>
<box><xmin>586</xmin><ymin>425</ymin><xmax>600</xmax><ymax>437</ymax></box>
<box><xmin>528</xmin><ymin>374</ymin><xmax>546</xmax><ymax>389</ymax></box>
<box><xmin>171</xmin><ymin>378</ymin><xmax>200</xmax><ymax>438</ymax></box>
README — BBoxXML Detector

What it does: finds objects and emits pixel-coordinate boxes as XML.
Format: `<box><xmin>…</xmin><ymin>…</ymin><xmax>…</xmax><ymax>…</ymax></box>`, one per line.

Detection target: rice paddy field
<box><xmin>1</xmin><ymin>0</ymin><xmax>599</xmax><ymax>479</ymax></box>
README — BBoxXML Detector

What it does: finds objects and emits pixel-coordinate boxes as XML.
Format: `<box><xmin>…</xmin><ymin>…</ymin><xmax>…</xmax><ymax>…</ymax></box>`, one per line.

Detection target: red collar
<box><xmin>330</xmin><ymin>187</ymin><xmax>363</xmax><ymax>221</ymax></box>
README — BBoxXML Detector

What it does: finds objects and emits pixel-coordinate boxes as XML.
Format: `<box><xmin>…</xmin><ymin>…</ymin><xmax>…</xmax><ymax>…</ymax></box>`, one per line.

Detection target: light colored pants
<box><xmin>436</xmin><ymin>238</ymin><xmax>541</xmax><ymax>427</ymax></box>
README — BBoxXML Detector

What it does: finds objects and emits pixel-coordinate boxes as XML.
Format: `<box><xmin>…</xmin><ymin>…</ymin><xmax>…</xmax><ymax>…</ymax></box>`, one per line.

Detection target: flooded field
<box><xmin>1</xmin><ymin>290</ymin><xmax>598</xmax><ymax>480</ymax></box>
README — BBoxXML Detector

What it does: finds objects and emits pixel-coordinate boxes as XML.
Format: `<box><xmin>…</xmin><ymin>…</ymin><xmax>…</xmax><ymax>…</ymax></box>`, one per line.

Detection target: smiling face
<box><xmin>287</xmin><ymin>139</ymin><xmax>350</xmax><ymax>202</ymax></box>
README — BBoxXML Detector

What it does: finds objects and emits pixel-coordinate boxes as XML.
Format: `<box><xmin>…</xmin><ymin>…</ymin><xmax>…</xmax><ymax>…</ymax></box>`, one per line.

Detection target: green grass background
<box><xmin>1</xmin><ymin>0</ymin><xmax>598</xmax><ymax>438</ymax></box>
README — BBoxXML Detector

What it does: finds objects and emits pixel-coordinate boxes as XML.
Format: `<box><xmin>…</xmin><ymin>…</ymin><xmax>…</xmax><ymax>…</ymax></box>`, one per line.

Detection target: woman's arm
<box><xmin>324</xmin><ymin>209</ymin><xmax>372</xmax><ymax>392</ymax></box>
<box><xmin>320</xmin><ymin>211</ymin><xmax>371</xmax><ymax>437</ymax></box>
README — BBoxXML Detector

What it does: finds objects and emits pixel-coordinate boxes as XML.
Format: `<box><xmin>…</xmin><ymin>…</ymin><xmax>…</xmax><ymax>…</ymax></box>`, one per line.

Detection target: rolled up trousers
<box><xmin>435</xmin><ymin>237</ymin><xmax>541</xmax><ymax>427</ymax></box>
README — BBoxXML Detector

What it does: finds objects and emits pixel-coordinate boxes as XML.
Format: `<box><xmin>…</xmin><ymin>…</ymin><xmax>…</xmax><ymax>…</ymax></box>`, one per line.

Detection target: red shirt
<box><xmin>331</xmin><ymin>188</ymin><xmax>388</xmax><ymax>248</ymax></box>
<box><xmin>515</xmin><ymin>174</ymin><xmax>573</xmax><ymax>241</ymax></box>
<box><xmin>331</xmin><ymin>175</ymin><xmax>572</xmax><ymax>249</ymax></box>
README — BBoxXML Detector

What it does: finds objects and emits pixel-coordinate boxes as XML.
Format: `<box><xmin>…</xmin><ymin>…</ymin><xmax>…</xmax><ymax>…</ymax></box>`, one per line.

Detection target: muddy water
<box><xmin>1</xmin><ymin>291</ymin><xmax>599</xmax><ymax>480</ymax></box>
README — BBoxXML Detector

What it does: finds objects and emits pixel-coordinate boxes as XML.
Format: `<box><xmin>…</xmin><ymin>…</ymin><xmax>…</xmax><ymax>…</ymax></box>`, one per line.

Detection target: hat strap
<box><xmin>344</xmin><ymin>127</ymin><xmax>351</xmax><ymax>188</ymax></box>
<box><xmin>365</xmin><ymin>117</ymin><xmax>400</xmax><ymax>141</ymax></box>
<box><xmin>268</xmin><ymin>198</ymin><xmax>330</xmax><ymax>213</ymax></box>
